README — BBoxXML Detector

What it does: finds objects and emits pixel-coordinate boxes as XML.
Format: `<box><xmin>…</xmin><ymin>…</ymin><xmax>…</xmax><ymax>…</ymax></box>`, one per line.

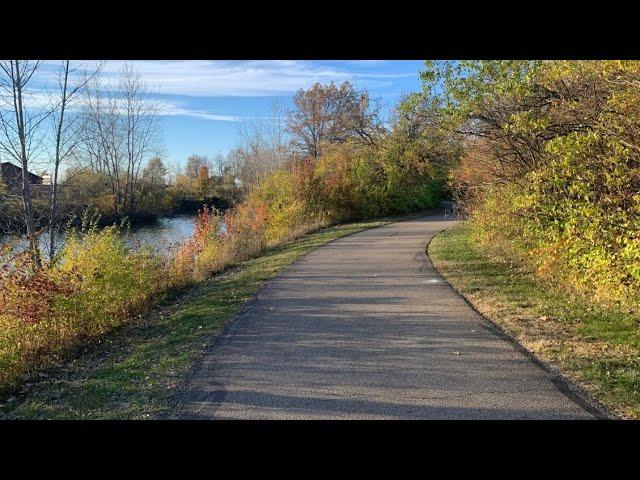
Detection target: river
<box><xmin>1</xmin><ymin>214</ymin><xmax>204</xmax><ymax>259</ymax></box>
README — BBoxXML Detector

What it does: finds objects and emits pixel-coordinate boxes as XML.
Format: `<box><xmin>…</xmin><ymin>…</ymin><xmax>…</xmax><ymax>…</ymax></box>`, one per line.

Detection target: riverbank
<box><xmin>90</xmin><ymin>197</ymin><xmax>230</xmax><ymax>230</ymax></box>
<box><xmin>0</xmin><ymin>217</ymin><xmax>392</xmax><ymax>419</ymax></box>
<box><xmin>428</xmin><ymin>223</ymin><xmax>639</xmax><ymax>419</ymax></box>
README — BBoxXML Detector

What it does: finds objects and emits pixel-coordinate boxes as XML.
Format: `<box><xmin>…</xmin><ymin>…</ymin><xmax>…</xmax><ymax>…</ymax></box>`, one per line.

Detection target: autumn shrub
<box><xmin>56</xmin><ymin>224</ymin><xmax>163</xmax><ymax>330</ymax></box>
<box><xmin>311</xmin><ymin>141</ymin><xmax>445</xmax><ymax>220</ymax></box>
<box><xmin>0</xmin><ymin>243</ymin><xmax>75</xmax><ymax>388</ymax></box>
<box><xmin>312</xmin><ymin>144</ymin><xmax>363</xmax><ymax>220</ymax></box>
<box><xmin>0</xmin><ymin>249</ymin><xmax>73</xmax><ymax>325</ymax></box>
<box><xmin>246</xmin><ymin>170</ymin><xmax>315</xmax><ymax>245</ymax></box>
<box><xmin>441</xmin><ymin>60</ymin><xmax>640</xmax><ymax>310</ymax></box>
<box><xmin>0</xmin><ymin>221</ymin><xmax>165</xmax><ymax>390</ymax></box>
<box><xmin>517</xmin><ymin>131</ymin><xmax>640</xmax><ymax>306</ymax></box>
<box><xmin>171</xmin><ymin>206</ymin><xmax>227</xmax><ymax>283</ymax></box>
<box><xmin>223</xmin><ymin>200</ymin><xmax>269</xmax><ymax>262</ymax></box>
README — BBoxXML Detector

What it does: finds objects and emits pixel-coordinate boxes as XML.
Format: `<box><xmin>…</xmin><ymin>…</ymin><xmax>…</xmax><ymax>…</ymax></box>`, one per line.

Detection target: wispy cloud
<box><xmin>28</xmin><ymin>60</ymin><xmax>418</xmax><ymax>122</ymax></box>
<box><xmin>8</xmin><ymin>86</ymin><xmax>242</xmax><ymax>123</ymax></box>
<box><xmin>47</xmin><ymin>60</ymin><xmax>415</xmax><ymax>97</ymax></box>
<box><xmin>157</xmin><ymin>100</ymin><xmax>241</xmax><ymax>122</ymax></box>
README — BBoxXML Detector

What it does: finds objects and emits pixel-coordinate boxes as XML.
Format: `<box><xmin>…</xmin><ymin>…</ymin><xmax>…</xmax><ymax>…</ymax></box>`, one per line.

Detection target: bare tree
<box><xmin>229</xmin><ymin>105</ymin><xmax>291</xmax><ymax>191</ymax></box>
<box><xmin>212</xmin><ymin>152</ymin><xmax>226</xmax><ymax>177</ymax></box>
<box><xmin>165</xmin><ymin>156</ymin><xmax>183</xmax><ymax>185</ymax></box>
<box><xmin>120</xmin><ymin>64</ymin><xmax>161</xmax><ymax>215</ymax></box>
<box><xmin>46</xmin><ymin>60</ymin><xmax>102</xmax><ymax>258</ymax></box>
<box><xmin>0</xmin><ymin>60</ymin><xmax>49</xmax><ymax>268</ymax></box>
<box><xmin>80</xmin><ymin>64</ymin><xmax>160</xmax><ymax>217</ymax></box>
<box><xmin>81</xmin><ymin>75</ymin><xmax>123</xmax><ymax>211</ymax></box>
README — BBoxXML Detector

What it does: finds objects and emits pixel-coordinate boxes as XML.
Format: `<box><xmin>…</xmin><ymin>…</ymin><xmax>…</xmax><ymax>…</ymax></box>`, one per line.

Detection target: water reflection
<box><xmin>1</xmin><ymin>214</ymin><xmax>216</xmax><ymax>259</ymax></box>
<box><xmin>126</xmin><ymin>215</ymin><xmax>198</xmax><ymax>255</ymax></box>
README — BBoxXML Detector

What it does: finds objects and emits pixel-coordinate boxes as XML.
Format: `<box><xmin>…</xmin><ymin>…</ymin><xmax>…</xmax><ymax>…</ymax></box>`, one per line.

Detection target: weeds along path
<box><xmin>172</xmin><ymin>214</ymin><xmax>602</xmax><ymax>419</ymax></box>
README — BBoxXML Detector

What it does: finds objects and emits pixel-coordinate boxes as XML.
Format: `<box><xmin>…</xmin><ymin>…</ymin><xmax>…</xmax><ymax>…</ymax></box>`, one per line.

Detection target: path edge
<box><xmin>426</xmin><ymin>224</ymin><xmax>617</xmax><ymax>420</ymax></box>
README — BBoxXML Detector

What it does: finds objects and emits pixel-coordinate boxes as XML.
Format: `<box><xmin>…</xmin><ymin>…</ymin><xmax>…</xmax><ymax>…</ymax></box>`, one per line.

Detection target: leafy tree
<box><xmin>141</xmin><ymin>157</ymin><xmax>167</xmax><ymax>186</ymax></box>
<box><xmin>196</xmin><ymin>165</ymin><xmax>211</xmax><ymax>196</ymax></box>
<box><xmin>184</xmin><ymin>155</ymin><xmax>211</xmax><ymax>181</ymax></box>
<box><xmin>286</xmin><ymin>81</ymin><xmax>384</xmax><ymax>158</ymax></box>
<box><xmin>434</xmin><ymin>60</ymin><xmax>640</xmax><ymax>307</ymax></box>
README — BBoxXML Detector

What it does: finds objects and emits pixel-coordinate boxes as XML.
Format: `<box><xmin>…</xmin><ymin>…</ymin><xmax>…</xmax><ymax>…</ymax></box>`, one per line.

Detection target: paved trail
<box><xmin>174</xmin><ymin>214</ymin><xmax>601</xmax><ymax>419</ymax></box>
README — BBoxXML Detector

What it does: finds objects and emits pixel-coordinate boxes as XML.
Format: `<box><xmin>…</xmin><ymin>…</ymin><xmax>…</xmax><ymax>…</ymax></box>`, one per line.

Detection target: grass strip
<box><xmin>429</xmin><ymin>223</ymin><xmax>640</xmax><ymax>419</ymax></box>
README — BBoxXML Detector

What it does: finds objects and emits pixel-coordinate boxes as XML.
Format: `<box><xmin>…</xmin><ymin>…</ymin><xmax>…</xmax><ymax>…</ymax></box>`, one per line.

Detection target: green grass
<box><xmin>429</xmin><ymin>223</ymin><xmax>640</xmax><ymax>419</ymax></box>
<box><xmin>0</xmin><ymin>219</ymin><xmax>389</xmax><ymax>419</ymax></box>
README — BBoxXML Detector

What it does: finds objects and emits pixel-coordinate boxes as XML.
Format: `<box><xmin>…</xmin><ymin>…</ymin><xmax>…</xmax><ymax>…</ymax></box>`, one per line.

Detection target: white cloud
<box><xmin>24</xmin><ymin>60</ymin><xmax>416</xmax><ymax>123</ymax></box>
<box><xmin>7</xmin><ymin>85</ymin><xmax>242</xmax><ymax>123</ymax></box>
<box><xmin>157</xmin><ymin>100</ymin><xmax>240</xmax><ymax>122</ymax></box>
<box><xmin>47</xmin><ymin>60</ymin><xmax>413</xmax><ymax>97</ymax></box>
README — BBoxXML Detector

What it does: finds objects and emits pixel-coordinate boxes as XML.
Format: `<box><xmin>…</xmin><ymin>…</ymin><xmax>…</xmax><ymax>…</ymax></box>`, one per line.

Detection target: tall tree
<box><xmin>229</xmin><ymin>112</ymin><xmax>290</xmax><ymax>191</ymax></box>
<box><xmin>184</xmin><ymin>154</ymin><xmax>211</xmax><ymax>181</ymax></box>
<box><xmin>138</xmin><ymin>156</ymin><xmax>168</xmax><ymax>213</ymax></box>
<box><xmin>82</xmin><ymin>74</ymin><xmax>124</xmax><ymax>212</ymax></box>
<box><xmin>47</xmin><ymin>60</ymin><xmax>102</xmax><ymax>259</ymax></box>
<box><xmin>120</xmin><ymin>64</ymin><xmax>160</xmax><ymax>215</ymax></box>
<box><xmin>0</xmin><ymin>61</ymin><xmax>48</xmax><ymax>267</ymax></box>
<box><xmin>81</xmin><ymin>64</ymin><xmax>160</xmax><ymax>217</ymax></box>
<box><xmin>141</xmin><ymin>156</ymin><xmax>167</xmax><ymax>186</ymax></box>
<box><xmin>286</xmin><ymin>81</ymin><xmax>383</xmax><ymax>158</ymax></box>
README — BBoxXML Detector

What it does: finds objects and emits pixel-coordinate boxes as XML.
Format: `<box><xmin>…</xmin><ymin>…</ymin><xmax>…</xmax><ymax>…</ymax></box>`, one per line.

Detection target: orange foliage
<box><xmin>450</xmin><ymin>138</ymin><xmax>498</xmax><ymax>215</ymax></box>
<box><xmin>171</xmin><ymin>205</ymin><xmax>222</xmax><ymax>281</ymax></box>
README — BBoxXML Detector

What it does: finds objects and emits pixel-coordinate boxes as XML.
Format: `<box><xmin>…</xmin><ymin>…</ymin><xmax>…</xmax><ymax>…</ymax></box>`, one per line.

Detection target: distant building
<box><xmin>41</xmin><ymin>172</ymin><xmax>52</xmax><ymax>186</ymax></box>
<box><xmin>0</xmin><ymin>161</ymin><xmax>43</xmax><ymax>194</ymax></box>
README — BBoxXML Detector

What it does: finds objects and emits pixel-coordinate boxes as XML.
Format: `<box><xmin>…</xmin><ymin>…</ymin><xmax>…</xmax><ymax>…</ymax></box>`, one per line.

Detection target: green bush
<box><xmin>438</xmin><ymin>60</ymin><xmax>640</xmax><ymax>310</ymax></box>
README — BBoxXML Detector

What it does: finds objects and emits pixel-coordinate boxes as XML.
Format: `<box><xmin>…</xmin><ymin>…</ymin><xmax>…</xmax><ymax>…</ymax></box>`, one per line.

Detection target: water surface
<box><xmin>1</xmin><ymin>214</ymin><xmax>203</xmax><ymax>259</ymax></box>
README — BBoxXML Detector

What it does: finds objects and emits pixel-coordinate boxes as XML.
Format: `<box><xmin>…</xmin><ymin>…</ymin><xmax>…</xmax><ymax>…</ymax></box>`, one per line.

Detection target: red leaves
<box><xmin>251</xmin><ymin>203</ymin><xmax>269</xmax><ymax>231</ymax></box>
<box><xmin>0</xmin><ymin>249</ymin><xmax>75</xmax><ymax>324</ymax></box>
<box><xmin>223</xmin><ymin>201</ymin><xmax>268</xmax><ymax>238</ymax></box>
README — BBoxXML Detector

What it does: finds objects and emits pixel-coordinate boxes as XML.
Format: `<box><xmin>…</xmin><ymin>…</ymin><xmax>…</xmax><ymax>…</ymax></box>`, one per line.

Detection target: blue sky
<box><xmin>38</xmin><ymin>60</ymin><xmax>426</xmax><ymax>169</ymax></box>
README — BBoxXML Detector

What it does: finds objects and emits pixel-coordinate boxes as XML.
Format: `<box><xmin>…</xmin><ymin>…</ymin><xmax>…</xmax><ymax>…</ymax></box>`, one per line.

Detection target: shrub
<box><xmin>247</xmin><ymin>170</ymin><xmax>312</xmax><ymax>245</ymax></box>
<box><xmin>0</xmin><ymin>222</ymin><xmax>164</xmax><ymax>390</ymax></box>
<box><xmin>223</xmin><ymin>201</ymin><xmax>269</xmax><ymax>262</ymax></box>
<box><xmin>171</xmin><ymin>206</ymin><xmax>227</xmax><ymax>282</ymax></box>
<box><xmin>56</xmin><ymin>225</ymin><xmax>163</xmax><ymax>333</ymax></box>
<box><xmin>443</xmin><ymin>60</ymin><xmax>640</xmax><ymax>310</ymax></box>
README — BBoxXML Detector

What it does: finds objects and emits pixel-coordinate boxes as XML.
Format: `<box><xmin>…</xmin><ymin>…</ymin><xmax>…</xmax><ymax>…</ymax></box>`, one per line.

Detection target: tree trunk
<box><xmin>13</xmin><ymin>61</ymin><xmax>41</xmax><ymax>268</ymax></box>
<box><xmin>49</xmin><ymin>61</ymin><xmax>69</xmax><ymax>260</ymax></box>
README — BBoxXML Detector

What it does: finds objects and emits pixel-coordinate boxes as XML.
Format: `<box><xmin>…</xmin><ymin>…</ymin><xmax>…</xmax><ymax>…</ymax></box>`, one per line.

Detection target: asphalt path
<box><xmin>173</xmin><ymin>214</ymin><xmax>601</xmax><ymax>419</ymax></box>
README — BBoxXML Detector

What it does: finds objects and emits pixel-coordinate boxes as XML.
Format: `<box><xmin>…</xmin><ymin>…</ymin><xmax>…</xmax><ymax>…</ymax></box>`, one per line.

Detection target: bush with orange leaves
<box><xmin>171</xmin><ymin>205</ymin><xmax>227</xmax><ymax>283</ymax></box>
<box><xmin>223</xmin><ymin>200</ymin><xmax>269</xmax><ymax>262</ymax></box>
